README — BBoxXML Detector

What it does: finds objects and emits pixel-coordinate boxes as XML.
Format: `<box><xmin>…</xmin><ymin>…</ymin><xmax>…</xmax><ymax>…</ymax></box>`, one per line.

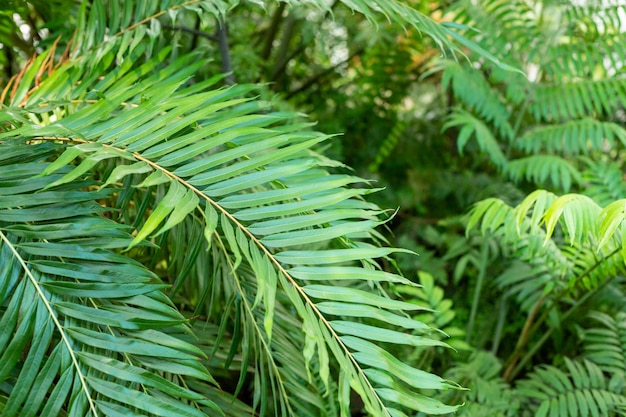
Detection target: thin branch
<box><xmin>3</xmin><ymin>47</ymin><xmax>14</xmax><ymax>82</ymax></box>
<box><xmin>190</xmin><ymin>16</ymin><xmax>202</xmax><ymax>51</ymax></box>
<box><xmin>270</xmin><ymin>40</ymin><xmax>306</xmax><ymax>82</ymax></box>
<box><xmin>503</xmin><ymin>246</ymin><xmax>622</xmax><ymax>382</ymax></box>
<box><xmin>161</xmin><ymin>24</ymin><xmax>218</xmax><ymax>42</ymax></box>
<box><xmin>510</xmin><ymin>270</ymin><xmax>621</xmax><ymax>380</ymax></box>
<box><xmin>285</xmin><ymin>47</ymin><xmax>364</xmax><ymax>100</ymax></box>
<box><xmin>502</xmin><ymin>292</ymin><xmax>547</xmax><ymax>382</ymax></box>
<box><xmin>270</xmin><ymin>11</ymin><xmax>298</xmax><ymax>81</ymax></box>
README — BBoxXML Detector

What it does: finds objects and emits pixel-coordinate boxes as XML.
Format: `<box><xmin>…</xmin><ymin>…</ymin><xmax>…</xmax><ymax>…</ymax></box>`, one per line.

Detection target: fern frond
<box><xmin>506</xmin><ymin>155</ymin><xmax>582</xmax><ymax>192</ymax></box>
<box><xmin>541</xmin><ymin>31</ymin><xmax>626</xmax><ymax>82</ymax></box>
<box><xmin>447</xmin><ymin>0</ymin><xmax>537</xmax><ymax>69</ymax></box>
<box><xmin>443</xmin><ymin>108</ymin><xmax>508</xmax><ymax>167</ymax></box>
<box><xmin>444</xmin><ymin>351</ymin><xmax>519</xmax><ymax>417</ymax></box>
<box><xmin>565</xmin><ymin>2</ymin><xmax>626</xmax><ymax>34</ymax></box>
<box><xmin>583</xmin><ymin>311</ymin><xmax>626</xmax><ymax>376</ymax></box>
<box><xmin>466</xmin><ymin>191</ymin><xmax>626</xmax><ymax>309</ymax></box>
<box><xmin>582</xmin><ymin>159</ymin><xmax>626</xmax><ymax>207</ymax></box>
<box><xmin>530</xmin><ymin>78</ymin><xmax>626</xmax><ymax>122</ymax></box>
<box><xmin>0</xmin><ymin>8</ymin><xmax>463</xmax><ymax>416</ymax></box>
<box><xmin>369</xmin><ymin>119</ymin><xmax>407</xmax><ymax>173</ymax></box>
<box><xmin>516</xmin><ymin>358</ymin><xmax>626</xmax><ymax>417</ymax></box>
<box><xmin>396</xmin><ymin>271</ymin><xmax>471</xmax><ymax>352</ymax></box>
<box><xmin>440</xmin><ymin>63</ymin><xmax>515</xmax><ymax>141</ymax></box>
<box><xmin>517</xmin><ymin>119</ymin><xmax>626</xmax><ymax>156</ymax></box>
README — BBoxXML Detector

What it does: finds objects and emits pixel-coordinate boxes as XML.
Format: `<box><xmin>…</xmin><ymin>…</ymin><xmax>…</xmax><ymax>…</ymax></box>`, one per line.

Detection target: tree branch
<box><xmin>260</xmin><ymin>2</ymin><xmax>286</xmax><ymax>60</ymax></box>
<box><xmin>270</xmin><ymin>11</ymin><xmax>298</xmax><ymax>81</ymax></box>
<box><xmin>285</xmin><ymin>47</ymin><xmax>363</xmax><ymax>100</ymax></box>
<box><xmin>215</xmin><ymin>16</ymin><xmax>236</xmax><ymax>85</ymax></box>
<box><xmin>161</xmin><ymin>24</ymin><xmax>219</xmax><ymax>42</ymax></box>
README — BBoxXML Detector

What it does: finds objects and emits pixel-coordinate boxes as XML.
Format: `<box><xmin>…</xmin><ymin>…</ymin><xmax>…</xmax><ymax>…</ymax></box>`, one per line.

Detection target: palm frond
<box><xmin>0</xmin><ymin>6</ymin><xmax>463</xmax><ymax>416</ymax></box>
<box><xmin>291</xmin><ymin>0</ymin><xmax>520</xmax><ymax>71</ymax></box>
<box><xmin>0</xmin><ymin>152</ymin><xmax>220</xmax><ymax>416</ymax></box>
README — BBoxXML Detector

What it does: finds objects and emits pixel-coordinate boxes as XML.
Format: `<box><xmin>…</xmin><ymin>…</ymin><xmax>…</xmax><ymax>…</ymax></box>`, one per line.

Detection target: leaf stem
<box><xmin>503</xmin><ymin>246</ymin><xmax>622</xmax><ymax>381</ymax></box>
<box><xmin>466</xmin><ymin>239</ymin><xmax>488</xmax><ymax>344</ymax></box>
<box><xmin>132</xmin><ymin>150</ymin><xmax>393</xmax><ymax>417</ymax></box>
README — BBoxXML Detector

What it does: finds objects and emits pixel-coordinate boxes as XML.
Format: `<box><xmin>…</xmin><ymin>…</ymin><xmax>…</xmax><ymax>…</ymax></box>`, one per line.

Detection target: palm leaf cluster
<box><xmin>0</xmin><ymin>0</ymin><xmax>507</xmax><ymax>415</ymax></box>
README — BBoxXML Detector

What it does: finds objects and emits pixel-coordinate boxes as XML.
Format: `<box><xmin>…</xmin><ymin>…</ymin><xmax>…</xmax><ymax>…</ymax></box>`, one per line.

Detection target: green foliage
<box><xmin>516</xmin><ymin>359</ymin><xmax>626</xmax><ymax>417</ymax></box>
<box><xmin>0</xmin><ymin>0</ymin><xmax>516</xmax><ymax>416</ymax></box>
<box><xmin>4</xmin><ymin>0</ymin><xmax>626</xmax><ymax>416</ymax></box>
<box><xmin>408</xmin><ymin>0</ymin><xmax>626</xmax><ymax>415</ymax></box>
<box><xmin>583</xmin><ymin>311</ymin><xmax>626</xmax><ymax>376</ymax></box>
<box><xmin>444</xmin><ymin>352</ymin><xmax>519</xmax><ymax>417</ymax></box>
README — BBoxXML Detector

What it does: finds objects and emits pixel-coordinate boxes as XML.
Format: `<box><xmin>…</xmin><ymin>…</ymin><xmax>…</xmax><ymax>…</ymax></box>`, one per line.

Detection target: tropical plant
<box><xmin>0</xmin><ymin>0</ymin><xmax>518</xmax><ymax>416</ymax></box>
<box><xmin>409</xmin><ymin>0</ymin><xmax>626</xmax><ymax>415</ymax></box>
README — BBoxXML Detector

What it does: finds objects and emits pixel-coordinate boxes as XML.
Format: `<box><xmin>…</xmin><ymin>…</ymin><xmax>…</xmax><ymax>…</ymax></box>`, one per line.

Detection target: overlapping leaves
<box><xmin>0</xmin><ymin>146</ymin><xmax>221</xmax><ymax>416</ymax></box>
<box><xmin>0</xmin><ymin>0</ymin><xmax>471</xmax><ymax>414</ymax></box>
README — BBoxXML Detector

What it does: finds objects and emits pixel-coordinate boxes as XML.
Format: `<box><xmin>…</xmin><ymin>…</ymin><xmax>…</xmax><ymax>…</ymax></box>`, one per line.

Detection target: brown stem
<box><xmin>260</xmin><ymin>2</ymin><xmax>286</xmax><ymax>60</ymax></box>
<box><xmin>285</xmin><ymin>47</ymin><xmax>363</xmax><ymax>100</ymax></box>
<box><xmin>162</xmin><ymin>24</ymin><xmax>218</xmax><ymax>42</ymax></box>
<box><xmin>503</xmin><ymin>247</ymin><xmax>622</xmax><ymax>382</ymax></box>
<box><xmin>502</xmin><ymin>293</ymin><xmax>547</xmax><ymax>382</ymax></box>
<box><xmin>270</xmin><ymin>12</ymin><xmax>298</xmax><ymax>81</ymax></box>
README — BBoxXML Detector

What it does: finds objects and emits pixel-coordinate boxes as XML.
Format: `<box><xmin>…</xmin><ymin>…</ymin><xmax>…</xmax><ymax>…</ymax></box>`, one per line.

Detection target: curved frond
<box><xmin>466</xmin><ymin>191</ymin><xmax>626</xmax><ymax>309</ymax></box>
<box><xmin>0</xmin><ymin>10</ymin><xmax>462</xmax><ymax>416</ymax></box>
<box><xmin>441</xmin><ymin>63</ymin><xmax>515</xmax><ymax>141</ymax></box>
<box><xmin>443</xmin><ymin>108</ymin><xmax>507</xmax><ymax>167</ymax></box>
<box><xmin>506</xmin><ymin>155</ymin><xmax>582</xmax><ymax>193</ymax></box>
<box><xmin>517</xmin><ymin>358</ymin><xmax>626</xmax><ymax>417</ymax></box>
<box><xmin>583</xmin><ymin>311</ymin><xmax>626</xmax><ymax>376</ymax></box>
<box><xmin>0</xmin><ymin>154</ymin><xmax>220</xmax><ymax>416</ymax></box>
<box><xmin>517</xmin><ymin>119</ymin><xmax>626</xmax><ymax>156</ymax></box>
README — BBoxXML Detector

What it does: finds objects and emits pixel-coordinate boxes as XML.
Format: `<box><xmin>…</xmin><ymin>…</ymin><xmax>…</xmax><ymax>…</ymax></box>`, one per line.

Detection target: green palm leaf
<box><xmin>0</xmin><ymin>0</ymin><xmax>469</xmax><ymax>415</ymax></box>
<box><xmin>0</xmin><ymin>159</ymin><xmax>220</xmax><ymax>416</ymax></box>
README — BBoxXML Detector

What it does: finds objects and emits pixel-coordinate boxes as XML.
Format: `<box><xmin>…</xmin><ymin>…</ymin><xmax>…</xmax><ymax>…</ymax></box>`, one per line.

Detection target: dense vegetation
<box><xmin>2</xmin><ymin>1</ymin><xmax>626</xmax><ymax>416</ymax></box>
